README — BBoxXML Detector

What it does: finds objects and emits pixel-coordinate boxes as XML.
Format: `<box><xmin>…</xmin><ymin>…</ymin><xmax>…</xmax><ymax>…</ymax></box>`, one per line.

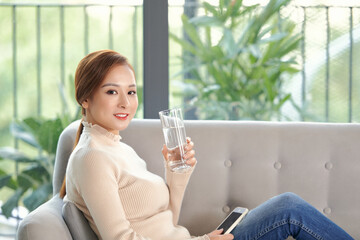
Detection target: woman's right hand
<box><xmin>207</xmin><ymin>229</ymin><xmax>234</xmax><ymax>240</ymax></box>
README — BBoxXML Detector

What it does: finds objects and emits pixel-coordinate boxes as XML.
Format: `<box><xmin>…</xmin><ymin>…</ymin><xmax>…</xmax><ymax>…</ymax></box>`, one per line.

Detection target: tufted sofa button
<box><xmin>224</xmin><ymin>160</ymin><xmax>232</xmax><ymax>168</ymax></box>
<box><xmin>274</xmin><ymin>161</ymin><xmax>282</xmax><ymax>170</ymax></box>
<box><xmin>222</xmin><ymin>205</ymin><xmax>231</xmax><ymax>213</ymax></box>
<box><xmin>323</xmin><ymin>207</ymin><xmax>332</xmax><ymax>215</ymax></box>
<box><xmin>325</xmin><ymin>162</ymin><xmax>333</xmax><ymax>170</ymax></box>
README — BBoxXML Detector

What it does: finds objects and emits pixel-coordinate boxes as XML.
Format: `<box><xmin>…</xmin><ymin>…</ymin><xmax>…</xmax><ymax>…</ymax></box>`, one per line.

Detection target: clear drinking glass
<box><xmin>159</xmin><ymin>107</ymin><xmax>191</xmax><ymax>172</ymax></box>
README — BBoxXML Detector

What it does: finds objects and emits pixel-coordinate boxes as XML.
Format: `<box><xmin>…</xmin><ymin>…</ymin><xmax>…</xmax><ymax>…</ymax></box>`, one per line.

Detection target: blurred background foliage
<box><xmin>170</xmin><ymin>0</ymin><xmax>301</xmax><ymax>120</ymax></box>
<box><xmin>0</xmin><ymin>115</ymin><xmax>71</xmax><ymax>218</ymax></box>
<box><xmin>0</xmin><ymin>81</ymin><xmax>81</xmax><ymax>219</ymax></box>
<box><xmin>169</xmin><ymin>0</ymin><xmax>360</xmax><ymax>122</ymax></box>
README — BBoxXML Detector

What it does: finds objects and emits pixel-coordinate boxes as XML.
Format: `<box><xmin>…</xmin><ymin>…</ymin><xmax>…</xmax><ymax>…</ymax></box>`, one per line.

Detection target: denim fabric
<box><xmin>231</xmin><ymin>192</ymin><xmax>354</xmax><ymax>240</ymax></box>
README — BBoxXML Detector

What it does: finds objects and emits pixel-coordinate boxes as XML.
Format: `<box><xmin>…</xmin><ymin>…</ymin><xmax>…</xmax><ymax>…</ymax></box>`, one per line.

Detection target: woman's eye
<box><xmin>106</xmin><ymin>90</ymin><xmax>117</xmax><ymax>95</ymax></box>
<box><xmin>128</xmin><ymin>91</ymin><xmax>137</xmax><ymax>95</ymax></box>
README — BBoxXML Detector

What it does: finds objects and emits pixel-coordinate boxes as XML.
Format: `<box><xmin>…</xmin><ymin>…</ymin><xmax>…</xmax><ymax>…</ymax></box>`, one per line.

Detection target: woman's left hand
<box><xmin>162</xmin><ymin>137</ymin><xmax>197</xmax><ymax>167</ymax></box>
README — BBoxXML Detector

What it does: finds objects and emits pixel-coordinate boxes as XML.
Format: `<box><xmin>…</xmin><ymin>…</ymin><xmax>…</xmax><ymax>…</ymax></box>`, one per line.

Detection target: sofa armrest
<box><xmin>16</xmin><ymin>195</ymin><xmax>72</xmax><ymax>240</ymax></box>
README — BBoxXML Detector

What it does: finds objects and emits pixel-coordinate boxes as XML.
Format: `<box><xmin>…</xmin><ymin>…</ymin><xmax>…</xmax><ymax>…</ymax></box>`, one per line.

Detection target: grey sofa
<box><xmin>16</xmin><ymin>119</ymin><xmax>359</xmax><ymax>239</ymax></box>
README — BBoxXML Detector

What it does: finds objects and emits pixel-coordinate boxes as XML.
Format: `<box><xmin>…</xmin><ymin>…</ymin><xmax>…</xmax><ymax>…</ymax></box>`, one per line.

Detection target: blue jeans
<box><xmin>231</xmin><ymin>192</ymin><xmax>354</xmax><ymax>240</ymax></box>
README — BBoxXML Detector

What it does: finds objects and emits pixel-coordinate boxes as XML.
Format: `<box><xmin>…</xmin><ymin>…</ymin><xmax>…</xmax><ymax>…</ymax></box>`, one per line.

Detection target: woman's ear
<box><xmin>81</xmin><ymin>99</ymin><xmax>88</xmax><ymax>109</ymax></box>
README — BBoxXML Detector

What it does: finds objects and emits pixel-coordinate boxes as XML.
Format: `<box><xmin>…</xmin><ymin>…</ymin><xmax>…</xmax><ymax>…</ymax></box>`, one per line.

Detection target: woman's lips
<box><xmin>114</xmin><ymin>113</ymin><xmax>129</xmax><ymax>120</ymax></box>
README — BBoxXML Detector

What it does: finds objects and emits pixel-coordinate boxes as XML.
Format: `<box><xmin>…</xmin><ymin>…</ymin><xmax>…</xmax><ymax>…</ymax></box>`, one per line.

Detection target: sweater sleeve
<box><xmin>164</xmin><ymin>162</ymin><xmax>195</xmax><ymax>225</ymax></box>
<box><xmin>73</xmin><ymin>149</ymin><xmax>150</xmax><ymax>240</ymax></box>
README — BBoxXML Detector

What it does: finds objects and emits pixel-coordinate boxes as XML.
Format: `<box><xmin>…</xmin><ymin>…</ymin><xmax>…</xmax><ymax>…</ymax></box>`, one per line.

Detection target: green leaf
<box><xmin>203</xmin><ymin>2</ymin><xmax>219</xmax><ymax>17</ymax></box>
<box><xmin>0</xmin><ymin>147</ymin><xmax>34</xmax><ymax>163</ymax></box>
<box><xmin>221</xmin><ymin>29</ymin><xmax>237</xmax><ymax>58</ymax></box>
<box><xmin>0</xmin><ymin>174</ymin><xmax>12</xmax><ymax>189</ymax></box>
<box><xmin>219</xmin><ymin>0</ymin><xmax>227</xmax><ymax>13</ymax></box>
<box><xmin>22</xmin><ymin>164</ymin><xmax>51</xmax><ymax>183</ymax></box>
<box><xmin>203</xmin><ymin>84</ymin><xmax>221</xmax><ymax>94</ymax></box>
<box><xmin>181</xmin><ymin>14</ymin><xmax>205</xmax><ymax>50</ymax></box>
<box><xmin>247</xmin><ymin>0</ymin><xmax>291</xmax><ymax>44</ymax></box>
<box><xmin>10</xmin><ymin>121</ymin><xmax>40</xmax><ymax>149</ymax></box>
<box><xmin>259</xmin><ymin>32</ymin><xmax>287</xmax><ymax>44</ymax></box>
<box><xmin>280</xmin><ymin>63</ymin><xmax>300</xmax><ymax>74</ymax></box>
<box><xmin>6</xmin><ymin>177</ymin><xmax>17</xmax><ymax>190</ymax></box>
<box><xmin>1</xmin><ymin>188</ymin><xmax>24</xmax><ymax>218</ymax></box>
<box><xmin>222</xmin><ymin>0</ymin><xmax>241</xmax><ymax>21</ymax></box>
<box><xmin>17</xmin><ymin>173</ymin><xmax>33</xmax><ymax>190</ymax></box>
<box><xmin>23</xmin><ymin>117</ymin><xmax>42</xmax><ymax>133</ymax></box>
<box><xmin>276</xmin><ymin>93</ymin><xmax>292</xmax><ymax>110</ymax></box>
<box><xmin>169</xmin><ymin>32</ymin><xmax>198</xmax><ymax>56</ymax></box>
<box><xmin>236</xmin><ymin>4</ymin><xmax>259</xmax><ymax>19</ymax></box>
<box><xmin>229</xmin><ymin>0</ymin><xmax>244</xmax><ymax>17</ymax></box>
<box><xmin>277</xmin><ymin>34</ymin><xmax>302</xmax><ymax>56</ymax></box>
<box><xmin>38</xmin><ymin>118</ymin><xmax>63</xmax><ymax>154</ymax></box>
<box><xmin>248</xmin><ymin>44</ymin><xmax>262</xmax><ymax>59</ymax></box>
<box><xmin>171</xmin><ymin>60</ymin><xmax>203</xmax><ymax>79</ymax></box>
<box><xmin>23</xmin><ymin>183</ymin><xmax>52</xmax><ymax>211</ymax></box>
<box><xmin>0</xmin><ymin>169</ymin><xmax>17</xmax><ymax>190</ymax></box>
<box><xmin>264</xmin><ymin>76</ymin><xmax>275</xmax><ymax>101</ymax></box>
<box><xmin>189</xmin><ymin>16</ymin><xmax>222</xmax><ymax>27</ymax></box>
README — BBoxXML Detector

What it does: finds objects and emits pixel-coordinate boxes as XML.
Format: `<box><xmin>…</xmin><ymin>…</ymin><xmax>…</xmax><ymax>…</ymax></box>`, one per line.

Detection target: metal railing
<box><xmin>296</xmin><ymin>5</ymin><xmax>360</xmax><ymax>122</ymax></box>
<box><xmin>0</xmin><ymin>2</ymin><xmax>141</xmax><ymax>120</ymax></box>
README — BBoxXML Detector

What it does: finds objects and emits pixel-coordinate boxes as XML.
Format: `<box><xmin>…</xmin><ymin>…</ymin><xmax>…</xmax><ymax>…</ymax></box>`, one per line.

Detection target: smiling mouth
<box><xmin>114</xmin><ymin>113</ymin><xmax>129</xmax><ymax>120</ymax></box>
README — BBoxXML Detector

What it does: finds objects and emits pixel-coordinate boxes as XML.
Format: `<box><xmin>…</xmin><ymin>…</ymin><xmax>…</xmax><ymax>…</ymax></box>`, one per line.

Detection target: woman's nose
<box><xmin>118</xmin><ymin>94</ymin><xmax>130</xmax><ymax>108</ymax></box>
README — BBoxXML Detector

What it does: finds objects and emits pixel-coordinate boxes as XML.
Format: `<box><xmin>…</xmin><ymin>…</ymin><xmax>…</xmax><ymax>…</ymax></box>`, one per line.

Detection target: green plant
<box><xmin>0</xmin><ymin>117</ymin><xmax>65</xmax><ymax>218</ymax></box>
<box><xmin>170</xmin><ymin>0</ymin><xmax>302</xmax><ymax>120</ymax></box>
<box><xmin>0</xmin><ymin>78</ymin><xmax>80</xmax><ymax>218</ymax></box>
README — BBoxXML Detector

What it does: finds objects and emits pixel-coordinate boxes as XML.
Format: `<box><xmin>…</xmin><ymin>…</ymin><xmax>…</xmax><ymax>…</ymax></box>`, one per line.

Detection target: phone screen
<box><xmin>217</xmin><ymin>211</ymin><xmax>242</xmax><ymax>233</ymax></box>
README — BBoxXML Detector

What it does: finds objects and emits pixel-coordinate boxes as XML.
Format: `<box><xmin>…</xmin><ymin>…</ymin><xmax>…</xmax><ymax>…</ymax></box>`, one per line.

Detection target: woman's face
<box><xmin>82</xmin><ymin>64</ymin><xmax>138</xmax><ymax>134</ymax></box>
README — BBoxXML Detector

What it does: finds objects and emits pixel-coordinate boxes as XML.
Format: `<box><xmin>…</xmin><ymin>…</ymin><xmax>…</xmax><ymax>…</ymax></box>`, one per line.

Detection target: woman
<box><xmin>60</xmin><ymin>50</ymin><xmax>353</xmax><ymax>240</ymax></box>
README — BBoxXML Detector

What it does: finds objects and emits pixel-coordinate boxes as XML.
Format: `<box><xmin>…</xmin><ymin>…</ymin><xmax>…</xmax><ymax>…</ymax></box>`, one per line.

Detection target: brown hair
<box><xmin>59</xmin><ymin>50</ymin><xmax>135</xmax><ymax>198</ymax></box>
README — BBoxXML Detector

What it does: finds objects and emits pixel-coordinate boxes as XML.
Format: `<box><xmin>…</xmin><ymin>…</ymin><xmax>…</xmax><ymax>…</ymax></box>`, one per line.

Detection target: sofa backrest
<box><xmin>52</xmin><ymin>120</ymin><xmax>79</xmax><ymax>195</ymax></box>
<box><xmin>51</xmin><ymin>119</ymin><xmax>360</xmax><ymax>239</ymax></box>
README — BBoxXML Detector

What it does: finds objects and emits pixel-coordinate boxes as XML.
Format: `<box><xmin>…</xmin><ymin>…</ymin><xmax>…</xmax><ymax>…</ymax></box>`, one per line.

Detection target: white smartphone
<box><xmin>216</xmin><ymin>207</ymin><xmax>249</xmax><ymax>234</ymax></box>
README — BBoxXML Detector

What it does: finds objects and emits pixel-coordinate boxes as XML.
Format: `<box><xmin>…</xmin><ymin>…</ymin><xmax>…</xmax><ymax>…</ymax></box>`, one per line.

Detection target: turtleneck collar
<box><xmin>82</xmin><ymin>121</ymin><xmax>122</xmax><ymax>142</ymax></box>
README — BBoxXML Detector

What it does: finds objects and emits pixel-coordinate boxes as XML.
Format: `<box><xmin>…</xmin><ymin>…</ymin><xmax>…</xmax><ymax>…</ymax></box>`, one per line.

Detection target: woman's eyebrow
<box><xmin>101</xmin><ymin>83</ymin><xmax>119</xmax><ymax>88</ymax></box>
<box><xmin>101</xmin><ymin>83</ymin><xmax>136</xmax><ymax>88</ymax></box>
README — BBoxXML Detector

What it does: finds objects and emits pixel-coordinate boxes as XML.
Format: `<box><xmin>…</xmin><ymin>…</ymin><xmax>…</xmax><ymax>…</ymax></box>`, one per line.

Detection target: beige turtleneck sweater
<box><xmin>64</xmin><ymin>122</ymin><xmax>209</xmax><ymax>240</ymax></box>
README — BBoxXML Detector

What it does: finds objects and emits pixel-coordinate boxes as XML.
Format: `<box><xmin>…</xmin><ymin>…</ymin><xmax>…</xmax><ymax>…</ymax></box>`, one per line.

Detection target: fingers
<box><xmin>162</xmin><ymin>137</ymin><xmax>197</xmax><ymax>166</ymax></box>
<box><xmin>208</xmin><ymin>229</ymin><xmax>223</xmax><ymax>236</ymax></box>
<box><xmin>185</xmin><ymin>137</ymin><xmax>194</xmax><ymax>151</ymax></box>
<box><xmin>186</xmin><ymin>156</ymin><xmax>196</xmax><ymax>167</ymax></box>
<box><xmin>223</xmin><ymin>234</ymin><xmax>234</xmax><ymax>240</ymax></box>
<box><xmin>207</xmin><ymin>229</ymin><xmax>234</xmax><ymax>240</ymax></box>
<box><xmin>210</xmin><ymin>235</ymin><xmax>234</xmax><ymax>240</ymax></box>
<box><xmin>184</xmin><ymin>148</ymin><xmax>195</xmax><ymax>159</ymax></box>
<box><xmin>184</xmin><ymin>149</ymin><xmax>196</xmax><ymax>166</ymax></box>
<box><xmin>184</xmin><ymin>137</ymin><xmax>196</xmax><ymax>166</ymax></box>
<box><xmin>161</xmin><ymin>144</ymin><xmax>168</xmax><ymax>161</ymax></box>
